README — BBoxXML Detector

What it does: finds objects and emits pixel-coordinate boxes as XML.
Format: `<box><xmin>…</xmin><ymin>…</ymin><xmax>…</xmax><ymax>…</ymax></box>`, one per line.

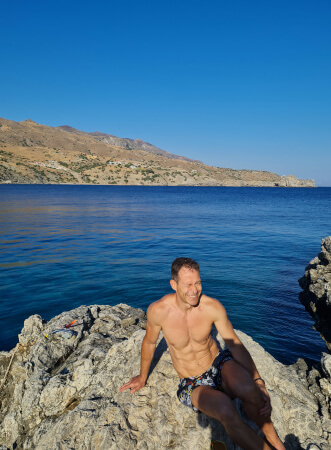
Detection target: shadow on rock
<box><xmin>148</xmin><ymin>337</ymin><xmax>168</xmax><ymax>376</ymax></box>
<box><xmin>284</xmin><ymin>434</ymin><xmax>304</xmax><ymax>449</ymax></box>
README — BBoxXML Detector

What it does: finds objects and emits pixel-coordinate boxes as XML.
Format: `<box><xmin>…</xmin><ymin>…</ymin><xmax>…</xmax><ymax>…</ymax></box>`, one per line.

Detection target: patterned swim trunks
<box><xmin>177</xmin><ymin>349</ymin><xmax>233</xmax><ymax>413</ymax></box>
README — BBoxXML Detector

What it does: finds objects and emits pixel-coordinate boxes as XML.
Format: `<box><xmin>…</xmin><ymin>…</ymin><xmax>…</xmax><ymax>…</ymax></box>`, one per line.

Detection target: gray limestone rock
<box><xmin>321</xmin><ymin>353</ymin><xmax>331</xmax><ymax>379</ymax></box>
<box><xmin>18</xmin><ymin>315</ymin><xmax>46</xmax><ymax>347</ymax></box>
<box><xmin>299</xmin><ymin>237</ymin><xmax>331</xmax><ymax>352</ymax></box>
<box><xmin>0</xmin><ymin>304</ymin><xmax>330</xmax><ymax>449</ymax></box>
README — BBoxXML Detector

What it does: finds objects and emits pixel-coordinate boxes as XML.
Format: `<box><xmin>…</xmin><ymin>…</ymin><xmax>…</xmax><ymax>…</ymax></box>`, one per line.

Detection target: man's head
<box><xmin>170</xmin><ymin>257</ymin><xmax>202</xmax><ymax>307</ymax></box>
<box><xmin>171</xmin><ymin>257</ymin><xmax>200</xmax><ymax>282</ymax></box>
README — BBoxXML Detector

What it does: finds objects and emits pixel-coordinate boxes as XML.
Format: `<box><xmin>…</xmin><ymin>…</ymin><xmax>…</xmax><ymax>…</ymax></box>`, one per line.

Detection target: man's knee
<box><xmin>239</xmin><ymin>380</ymin><xmax>263</xmax><ymax>406</ymax></box>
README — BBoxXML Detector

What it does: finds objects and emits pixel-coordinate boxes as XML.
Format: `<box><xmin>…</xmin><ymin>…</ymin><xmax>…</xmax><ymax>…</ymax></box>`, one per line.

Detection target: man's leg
<box><xmin>191</xmin><ymin>386</ymin><xmax>271</xmax><ymax>450</ymax></box>
<box><xmin>221</xmin><ymin>360</ymin><xmax>285</xmax><ymax>450</ymax></box>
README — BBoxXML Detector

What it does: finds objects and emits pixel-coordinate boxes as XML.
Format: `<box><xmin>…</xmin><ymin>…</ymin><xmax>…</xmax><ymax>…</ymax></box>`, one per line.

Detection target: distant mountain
<box><xmin>0</xmin><ymin>117</ymin><xmax>315</xmax><ymax>187</ymax></box>
<box><xmin>56</xmin><ymin>125</ymin><xmax>201</xmax><ymax>163</ymax></box>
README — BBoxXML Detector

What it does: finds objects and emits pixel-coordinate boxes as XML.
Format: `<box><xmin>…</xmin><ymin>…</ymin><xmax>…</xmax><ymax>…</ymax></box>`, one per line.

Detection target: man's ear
<box><xmin>170</xmin><ymin>279</ymin><xmax>177</xmax><ymax>291</ymax></box>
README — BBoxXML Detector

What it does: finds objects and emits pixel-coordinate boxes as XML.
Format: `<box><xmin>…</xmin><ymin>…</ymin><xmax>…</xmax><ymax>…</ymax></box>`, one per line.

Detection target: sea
<box><xmin>0</xmin><ymin>185</ymin><xmax>330</xmax><ymax>365</ymax></box>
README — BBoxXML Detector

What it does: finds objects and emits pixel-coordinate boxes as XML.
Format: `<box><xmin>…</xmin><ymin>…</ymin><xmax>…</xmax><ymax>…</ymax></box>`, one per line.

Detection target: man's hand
<box><xmin>256</xmin><ymin>382</ymin><xmax>272</xmax><ymax>417</ymax></box>
<box><xmin>119</xmin><ymin>375</ymin><xmax>146</xmax><ymax>394</ymax></box>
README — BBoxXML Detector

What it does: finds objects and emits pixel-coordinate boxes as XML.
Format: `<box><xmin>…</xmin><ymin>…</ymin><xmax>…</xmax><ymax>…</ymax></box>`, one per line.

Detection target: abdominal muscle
<box><xmin>167</xmin><ymin>336</ymin><xmax>220</xmax><ymax>378</ymax></box>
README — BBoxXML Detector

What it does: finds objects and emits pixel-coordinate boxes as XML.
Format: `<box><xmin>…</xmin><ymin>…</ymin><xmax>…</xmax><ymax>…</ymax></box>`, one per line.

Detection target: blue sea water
<box><xmin>0</xmin><ymin>185</ymin><xmax>330</xmax><ymax>364</ymax></box>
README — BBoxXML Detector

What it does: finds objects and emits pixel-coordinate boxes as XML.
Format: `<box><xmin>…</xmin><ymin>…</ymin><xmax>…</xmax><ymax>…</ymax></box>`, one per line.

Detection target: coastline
<box><xmin>0</xmin><ymin>117</ymin><xmax>315</xmax><ymax>188</ymax></box>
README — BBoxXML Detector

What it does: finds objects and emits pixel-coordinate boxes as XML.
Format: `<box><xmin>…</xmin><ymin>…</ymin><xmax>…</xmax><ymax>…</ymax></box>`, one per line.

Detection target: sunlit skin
<box><xmin>120</xmin><ymin>266</ymin><xmax>285</xmax><ymax>450</ymax></box>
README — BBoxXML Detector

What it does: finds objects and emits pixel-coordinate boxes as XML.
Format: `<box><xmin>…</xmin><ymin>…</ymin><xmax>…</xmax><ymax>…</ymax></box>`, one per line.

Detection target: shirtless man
<box><xmin>120</xmin><ymin>258</ymin><xmax>285</xmax><ymax>450</ymax></box>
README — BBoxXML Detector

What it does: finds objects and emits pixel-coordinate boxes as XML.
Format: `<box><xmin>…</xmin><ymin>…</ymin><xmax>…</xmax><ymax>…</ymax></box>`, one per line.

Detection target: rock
<box><xmin>18</xmin><ymin>315</ymin><xmax>46</xmax><ymax>347</ymax></box>
<box><xmin>0</xmin><ymin>304</ymin><xmax>330</xmax><ymax>449</ymax></box>
<box><xmin>278</xmin><ymin>175</ymin><xmax>315</xmax><ymax>188</ymax></box>
<box><xmin>321</xmin><ymin>353</ymin><xmax>331</xmax><ymax>379</ymax></box>
<box><xmin>299</xmin><ymin>237</ymin><xmax>331</xmax><ymax>352</ymax></box>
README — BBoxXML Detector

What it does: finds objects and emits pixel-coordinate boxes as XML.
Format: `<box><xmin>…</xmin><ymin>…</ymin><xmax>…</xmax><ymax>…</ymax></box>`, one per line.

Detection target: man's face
<box><xmin>172</xmin><ymin>267</ymin><xmax>202</xmax><ymax>307</ymax></box>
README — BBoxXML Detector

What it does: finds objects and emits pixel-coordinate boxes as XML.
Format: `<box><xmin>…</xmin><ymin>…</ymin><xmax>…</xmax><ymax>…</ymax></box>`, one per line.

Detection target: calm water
<box><xmin>0</xmin><ymin>185</ymin><xmax>330</xmax><ymax>364</ymax></box>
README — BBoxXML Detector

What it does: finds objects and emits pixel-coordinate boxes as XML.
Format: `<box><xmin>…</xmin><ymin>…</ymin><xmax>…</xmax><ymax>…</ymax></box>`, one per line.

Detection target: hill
<box><xmin>0</xmin><ymin>117</ymin><xmax>315</xmax><ymax>187</ymax></box>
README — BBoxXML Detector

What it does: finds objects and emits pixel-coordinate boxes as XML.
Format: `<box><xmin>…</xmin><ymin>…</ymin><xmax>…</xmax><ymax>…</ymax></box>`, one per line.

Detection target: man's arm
<box><xmin>214</xmin><ymin>302</ymin><xmax>259</xmax><ymax>377</ymax></box>
<box><xmin>213</xmin><ymin>300</ymin><xmax>271</xmax><ymax>416</ymax></box>
<box><xmin>119</xmin><ymin>304</ymin><xmax>161</xmax><ymax>394</ymax></box>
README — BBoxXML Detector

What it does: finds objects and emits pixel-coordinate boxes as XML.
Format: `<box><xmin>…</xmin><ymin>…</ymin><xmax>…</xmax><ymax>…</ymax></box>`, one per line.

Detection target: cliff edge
<box><xmin>0</xmin><ymin>304</ymin><xmax>330</xmax><ymax>449</ymax></box>
<box><xmin>299</xmin><ymin>237</ymin><xmax>331</xmax><ymax>352</ymax></box>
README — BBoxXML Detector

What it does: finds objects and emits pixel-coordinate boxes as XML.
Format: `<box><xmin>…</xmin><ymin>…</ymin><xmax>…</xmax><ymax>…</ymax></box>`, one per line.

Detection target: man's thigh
<box><xmin>191</xmin><ymin>385</ymin><xmax>237</xmax><ymax>421</ymax></box>
<box><xmin>220</xmin><ymin>359</ymin><xmax>257</xmax><ymax>400</ymax></box>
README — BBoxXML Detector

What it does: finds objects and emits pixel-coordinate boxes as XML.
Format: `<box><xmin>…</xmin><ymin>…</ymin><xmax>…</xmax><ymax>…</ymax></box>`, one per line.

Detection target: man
<box><xmin>120</xmin><ymin>258</ymin><xmax>285</xmax><ymax>450</ymax></box>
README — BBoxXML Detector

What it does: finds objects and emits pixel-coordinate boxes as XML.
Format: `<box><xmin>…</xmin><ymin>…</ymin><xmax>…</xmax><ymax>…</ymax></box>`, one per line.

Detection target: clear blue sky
<box><xmin>1</xmin><ymin>0</ymin><xmax>330</xmax><ymax>185</ymax></box>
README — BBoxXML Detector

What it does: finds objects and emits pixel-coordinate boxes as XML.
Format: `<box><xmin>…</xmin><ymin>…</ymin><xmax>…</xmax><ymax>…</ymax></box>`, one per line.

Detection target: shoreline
<box><xmin>0</xmin><ymin>182</ymin><xmax>319</xmax><ymax>188</ymax></box>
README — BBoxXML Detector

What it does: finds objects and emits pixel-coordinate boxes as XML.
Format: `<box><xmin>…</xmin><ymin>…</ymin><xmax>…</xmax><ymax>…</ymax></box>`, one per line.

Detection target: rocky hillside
<box><xmin>57</xmin><ymin>125</ymin><xmax>201</xmax><ymax>163</ymax></box>
<box><xmin>0</xmin><ymin>304</ymin><xmax>330</xmax><ymax>449</ymax></box>
<box><xmin>0</xmin><ymin>117</ymin><xmax>315</xmax><ymax>187</ymax></box>
<box><xmin>299</xmin><ymin>237</ymin><xmax>331</xmax><ymax>352</ymax></box>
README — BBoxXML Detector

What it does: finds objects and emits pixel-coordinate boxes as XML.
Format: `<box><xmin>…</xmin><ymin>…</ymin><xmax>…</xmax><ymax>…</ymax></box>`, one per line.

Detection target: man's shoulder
<box><xmin>200</xmin><ymin>295</ymin><xmax>226</xmax><ymax>316</ymax></box>
<box><xmin>147</xmin><ymin>294</ymin><xmax>174</xmax><ymax>323</ymax></box>
<box><xmin>200</xmin><ymin>293</ymin><xmax>222</xmax><ymax>306</ymax></box>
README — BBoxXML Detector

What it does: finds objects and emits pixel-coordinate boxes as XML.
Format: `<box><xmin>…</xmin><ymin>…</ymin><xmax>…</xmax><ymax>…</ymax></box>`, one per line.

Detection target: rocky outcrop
<box><xmin>299</xmin><ymin>237</ymin><xmax>331</xmax><ymax>352</ymax></box>
<box><xmin>277</xmin><ymin>175</ymin><xmax>315</xmax><ymax>188</ymax></box>
<box><xmin>0</xmin><ymin>304</ymin><xmax>330</xmax><ymax>449</ymax></box>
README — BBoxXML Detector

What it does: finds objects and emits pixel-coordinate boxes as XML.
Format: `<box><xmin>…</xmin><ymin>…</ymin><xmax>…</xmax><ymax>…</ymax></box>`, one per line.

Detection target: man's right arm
<box><xmin>119</xmin><ymin>304</ymin><xmax>161</xmax><ymax>394</ymax></box>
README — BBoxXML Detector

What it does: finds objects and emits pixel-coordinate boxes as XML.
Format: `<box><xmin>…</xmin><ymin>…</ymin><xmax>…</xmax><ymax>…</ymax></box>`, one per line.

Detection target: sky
<box><xmin>1</xmin><ymin>0</ymin><xmax>330</xmax><ymax>185</ymax></box>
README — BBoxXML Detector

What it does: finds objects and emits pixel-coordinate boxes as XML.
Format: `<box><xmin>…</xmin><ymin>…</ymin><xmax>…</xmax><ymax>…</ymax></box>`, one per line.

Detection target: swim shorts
<box><xmin>176</xmin><ymin>349</ymin><xmax>233</xmax><ymax>413</ymax></box>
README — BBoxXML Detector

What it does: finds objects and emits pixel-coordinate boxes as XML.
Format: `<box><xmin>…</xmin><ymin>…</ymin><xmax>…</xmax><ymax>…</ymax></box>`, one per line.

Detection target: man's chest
<box><xmin>161</xmin><ymin>312</ymin><xmax>213</xmax><ymax>350</ymax></box>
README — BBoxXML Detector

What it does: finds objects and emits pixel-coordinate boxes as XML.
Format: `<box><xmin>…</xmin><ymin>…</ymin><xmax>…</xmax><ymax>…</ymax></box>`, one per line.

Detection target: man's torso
<box><xmin>154</xmin><ymin>294</ymin><xmax>220</xmax><ymax>377</ymax></box>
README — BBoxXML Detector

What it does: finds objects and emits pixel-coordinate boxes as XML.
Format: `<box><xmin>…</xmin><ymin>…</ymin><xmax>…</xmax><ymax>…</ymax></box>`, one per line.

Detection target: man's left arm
<box><xmin>213</xmin><ymin>301</ymin><xmax>271</xmax><ymax>416</ymax></box>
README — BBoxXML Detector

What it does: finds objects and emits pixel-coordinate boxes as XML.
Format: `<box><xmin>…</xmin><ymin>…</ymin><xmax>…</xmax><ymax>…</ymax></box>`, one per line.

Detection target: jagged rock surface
<box><xmin>299</xmin><ymin>236</ymin><xmax>331</xmax><ymax>352</ymax></box>
<box><xmin>0</xmin><ymin>304</ymin><xmax>330</xmax><ymax>449</ymax></box>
